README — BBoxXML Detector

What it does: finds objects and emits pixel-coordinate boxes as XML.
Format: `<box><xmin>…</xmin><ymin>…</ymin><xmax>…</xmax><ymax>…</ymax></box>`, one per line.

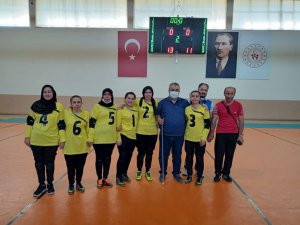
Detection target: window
<box><xmin>36</xmin><ymin>0</ymin><xmax>127</xmax><ymax>28</ymax></box>
<box><xmin>233</xmin><ymin>0</ymin><xmax>300</xmax><ymax>30</ymax></box>
<box><xmin>0</xmin><ymin>0</ymin><xmax>29</xmax><ymax>27</ymax></box>
<box><xmin>134</xmin><ymin>0</ymin><xmax>227</xmax><ymax>29</ymax></box>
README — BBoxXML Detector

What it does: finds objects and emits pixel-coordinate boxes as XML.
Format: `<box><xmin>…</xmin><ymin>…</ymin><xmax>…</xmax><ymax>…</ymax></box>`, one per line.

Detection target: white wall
<box><xmin>0</xmin><ymin>28</ymin><xmax>300</xmax><ymax>100</ymax></box>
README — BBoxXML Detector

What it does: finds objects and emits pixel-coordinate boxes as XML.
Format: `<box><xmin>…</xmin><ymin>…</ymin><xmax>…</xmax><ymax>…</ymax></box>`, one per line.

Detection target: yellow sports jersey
<box><xmin>25</xmin><ymin>102</ymin><xmax>65</xmax><ymax>146</ymax></box>
<box><xmin>185</xmin><ymin>105</ymin><xmax>210</xmax><ymax>142</ymax></box>
<box><xmin>135</xmin><ymin>98</ymin><xmax>158</xmax><ymax>135</ymax></box>
<box><xmin>63</xmin><ymin>108</ymin><xmax>90</xmax><ymax>155</ymax></box>
<box><xmin>88</xmin><ymin>103</ymin><xmax>117</xmax><ymax>144</ymax></box>
<box><xmin>117</xmin><ymin>106</ymin><xmax>138</xmax><ymax>141</ymax></box>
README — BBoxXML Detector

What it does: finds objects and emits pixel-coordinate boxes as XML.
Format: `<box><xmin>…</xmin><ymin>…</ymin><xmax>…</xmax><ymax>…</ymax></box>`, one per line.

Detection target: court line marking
<box><xmin>6</xmin><ymin>172</ymin><xmax>67</xmax><ymax>225</ymax></box>
<box><xmin>6</xmin><ymin>149</ymin><xmax>95</xmax><ymax>225</ymax></box>
<box><xmin>0</xmin><ymin>123</ymin><xmax>23</xmax><ymax>129</ymax></box>
<box><xmin>252</xmin><ymin>128</ymin><xmax>300</xmax><ymax>147</ymax></box>
<box><xmin>206</xmin><ymin>150</ymin><xmax>273</xmax><ymax>225</ymax></box>
<box><xmin>0</xmin><ymin>133</ymin><xmax>24</xmax><ymax>142</ymax></box>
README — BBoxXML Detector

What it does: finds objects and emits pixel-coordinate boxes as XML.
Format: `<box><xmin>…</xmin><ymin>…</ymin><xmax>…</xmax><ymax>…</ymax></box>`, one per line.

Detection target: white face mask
<box><xmin>169</xmin><ymin>91</ymin><xmax>180</xmax><ymax>99</ymax></box>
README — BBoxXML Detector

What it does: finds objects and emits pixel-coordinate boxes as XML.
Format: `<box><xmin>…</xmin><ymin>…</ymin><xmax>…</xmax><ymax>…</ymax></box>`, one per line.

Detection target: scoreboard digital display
<box><xmin>148</xmin><ymin>17</ymin><xmax>207</xmax><ymax>54</ymax></box>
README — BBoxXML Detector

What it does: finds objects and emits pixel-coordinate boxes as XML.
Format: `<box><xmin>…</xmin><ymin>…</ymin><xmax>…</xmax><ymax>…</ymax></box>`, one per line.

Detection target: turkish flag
<box><xmin>118</xmin><ymin>31</ymin><xmax>147</xmax><ymax>77</ymax></box>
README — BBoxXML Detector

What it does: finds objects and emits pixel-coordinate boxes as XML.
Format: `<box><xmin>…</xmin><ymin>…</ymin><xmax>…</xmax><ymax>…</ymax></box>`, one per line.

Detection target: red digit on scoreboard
<box><xmin>168</xmin><ymin>47</ymin><xmax>174</xmax><ymax>53</ymax></box>
<box><xmin>169</xmin><ymin>27</ymin><xmax>174</xmax><ymax>36</ymax></box>
<box><xmin>186</xmin><ymin>47</ymin><xmax>193</xmax><ymax>54</ymax></box>
<box><xmin>185</xmin><ymin>28</ymin><xmax>191</xmax><ymax>36</ymax></box>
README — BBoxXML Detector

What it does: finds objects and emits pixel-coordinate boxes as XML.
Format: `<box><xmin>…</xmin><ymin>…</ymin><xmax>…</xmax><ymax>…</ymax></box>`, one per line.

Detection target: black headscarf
<box><xmin>99</xmin><ymin>88</ymin><xmax>114</xmax><ymax>107</ymax></box>
<box><xmin>31</xmin><ymin>85</ymin><xmax>57</xmax><ymax>114</ymax></box>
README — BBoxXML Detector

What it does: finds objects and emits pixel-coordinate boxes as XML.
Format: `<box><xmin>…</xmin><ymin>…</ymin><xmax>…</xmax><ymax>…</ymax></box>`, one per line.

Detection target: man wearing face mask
<box><xmin>156</xmin><ymin>82</ymin><xmax>189</xmax><ymax>183</ymax></box>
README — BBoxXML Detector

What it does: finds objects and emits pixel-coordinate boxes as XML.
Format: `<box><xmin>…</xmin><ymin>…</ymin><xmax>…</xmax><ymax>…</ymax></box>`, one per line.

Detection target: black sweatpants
<box><xmin>214</xmin><ymin>133</ymin><xmax>239</xmax><ymax>176</ymax></box>
<box><xmin>136</xmin><ymin>134</ymin><xmax>157</xmax><ymax>171</ymax></box>
<box><xmin>31</xmin><ymin>145</ymin><xmax>58</xmax><ymax>185</ymax></box>
<box><xmin>94</xmin><ymin>144</ymin><xmax>115</xmax><ymax>179</ymax></box>
<box><xmin>116</xmin><ymin>134</ymin><xmax>136</xmax><ymax>179</ymax></box>
<box><xmin>184</xmin><ymin>140</ymin><xmax>205</xmax><ymax>178</ymax></box>
<box><xmin>64</xmin><ymin>153</ymin><xmax>88</xmax><ymax>185</ymax></box>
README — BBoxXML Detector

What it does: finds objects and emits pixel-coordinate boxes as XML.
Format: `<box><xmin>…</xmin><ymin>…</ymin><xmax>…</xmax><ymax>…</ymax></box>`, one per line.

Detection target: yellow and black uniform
<box><xmin>25</xmin><ymin>85</ymin><xmax>65</xmax><ymax>195</ymax></box>
<box><xmin>63</xmin><ymin>108</ymin><xmax>90</xmax><ymax>186</ymax></box>
<box><xmin>116</xmin><ymin>106</ymin><xmax>138</xmax><ymax>141</ymax></box>
<box><xmin>116</xmin><ymin>106</ymin><xmax>138</xmax><ymax>182</ymax></box>
<box><xmin>25</xmin><ymin>102</ymin><xmax>65</xmax><ymax>146</ymax></box>
<box><xmin>135</xmin><ymin>98</ymin><xmax>158</xmax><ymax>173</ymax></box>
<box><xmin>64</xmin><ymin>108</ymin><xmax>90</xmax><ymax>155</ymax></box>
<box><xmin>184</xmin><ymin>105</ymin><xmax>210</xmax><ymax>178</ymax></box>
<box><xmin>88</xmin><ymin>103</ymin><xmax>117</xmax><ymax>144</ymax></box>
<box><xmin>88</xmin><ymin>95</ymin><xmax>118</xmax><ymax>182</ymax></box>
<box><xmin>136</xmin><ymin>98</ymin><xmax>158</xmax><ymax>135</ymax></box>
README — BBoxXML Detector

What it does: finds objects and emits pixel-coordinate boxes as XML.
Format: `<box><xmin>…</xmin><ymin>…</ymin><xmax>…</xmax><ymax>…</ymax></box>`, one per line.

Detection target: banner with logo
<box><xmin>237</xmin><ymin>31</ymin><xmax>272</xmax><ymax>80</ymax></box>
<box><xmin>118</xmin><ymin>31</ymin><xmax>147</xmax><ymax>77</ymax></box>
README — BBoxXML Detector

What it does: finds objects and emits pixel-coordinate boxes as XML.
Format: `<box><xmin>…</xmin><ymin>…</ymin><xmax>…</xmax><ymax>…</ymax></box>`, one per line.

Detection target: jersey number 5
<box><xmin>108</xmin><ymin>112</ymin><xmax>115</xmax><ymax>125</ymax></box>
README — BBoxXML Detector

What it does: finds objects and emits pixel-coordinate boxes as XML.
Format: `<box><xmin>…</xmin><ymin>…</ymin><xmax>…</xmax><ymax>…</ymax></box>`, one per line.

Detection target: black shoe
<box><xmin>196</xmin><ymin>177</ymin><xmax>203</xmax><ymax>185</ymax></box>
<box><xmin>68</xmin><ymin>184</ymin><xmax>75</xmax><ymax>195</ymax></box>
<box><xmin>116</xmin><ymin>177</ymin><xmax>126</xmax><ymax>187</ymax></box>
<box><xmin>222</xmin><ymin>174</ymin><xmax>233</xmax><ymax>182</ymax></box>
<box><xmin>76</xmin><ymin>182</ymin><xmax>85</xmax><ymax>192</ymax></box>
<box><xmin>122</xmin><ymin>174</ymin><xmax>131</xmax><ymax>182</ymax></box>
<box><xmin>47</xmin><ymin>183</ymin><xmax>55</xmax><ymax>195</ymax></box>
<box><xmin>185</xmin><ymin>176</ymin><xmax>192</xmax><ymax>184</ymax></box>
<box><xmin>33</xmin><ymin>184</ymin><xmax>47</xmax><ymax>198</ymax></box>
<box><xmin>173</xmin><ymin>174</ymin><xmax>183</xmax><ymax>183</ymax></box>
<box><xmin>214</xmin><ymin>174</ymin><xmax>221</xmax><ymax>182</ymax></box>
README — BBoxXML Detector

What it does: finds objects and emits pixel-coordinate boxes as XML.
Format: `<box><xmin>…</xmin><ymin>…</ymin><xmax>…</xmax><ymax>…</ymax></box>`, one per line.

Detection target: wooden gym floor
<box><xmin>0</xmin><ymin>117</ymin><xmax>300</xmax><ymax>225</ymax></box>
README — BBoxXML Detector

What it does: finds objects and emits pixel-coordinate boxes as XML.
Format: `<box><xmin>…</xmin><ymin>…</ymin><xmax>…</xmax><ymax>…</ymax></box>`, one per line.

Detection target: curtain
<box><xmin>36</xmin><ymin>0</ymin><xmax>127</xmax><ymax>28</ymax></box>
<box><xmin>134</xmin><ymin>0</ymin><xmax>226</xmax><ymax>29</ymax></box>
<box><xmin>0</xmin><ymin>0</ymin><xmax>29</xmax><ymax>27</ymax></box>
<box><xmin>233</xmin><ymin>0</ymin><xmax>300</xmax><ymax>30</ymax></box>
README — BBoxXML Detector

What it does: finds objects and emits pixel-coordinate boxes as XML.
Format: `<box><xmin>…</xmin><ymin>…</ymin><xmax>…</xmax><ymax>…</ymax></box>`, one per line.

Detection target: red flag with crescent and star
<box><xmin>118</xmin><ymin>31</ymin><xmax>147</xmax><ymax>77</ymax></box>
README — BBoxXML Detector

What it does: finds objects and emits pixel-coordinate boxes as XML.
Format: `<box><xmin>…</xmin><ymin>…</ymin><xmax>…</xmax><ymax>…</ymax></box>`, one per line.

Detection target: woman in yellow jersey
<box><xmin>24</xmin><ymin>85</ymin><xmax>65</xmax><ymax>197</ymax></box>
<box><xmin>63</xmin><ymin>95</ymin><xmax>90</xmax><ymax>195</ymax></box>
<box><xmin>87</xmin><ymin>88</ymin><xmax>117</xmax><ymax>188</ymax></box>
<box><xmin>116</xmin><ymin>92</ymin><xmax>138</xmax><ymax>187</ymax></box>
<box><xmin>135</xmin><ymin>86</ymin><xmax>158</xmax><ymax>181</ymax></box>
<box><xmin>184</xmin><ymin>90</ymin><xmax>210</xmax><ymax>185</ymax></box>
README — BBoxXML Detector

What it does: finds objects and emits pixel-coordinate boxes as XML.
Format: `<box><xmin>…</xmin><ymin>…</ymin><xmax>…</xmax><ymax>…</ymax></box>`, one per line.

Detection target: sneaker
<box><xmin>33</xmin><ymin>184</ymin><xmax>47</xmax><ymax>198</ymax></box>
<box><xmin>97</xmin><ymin>179</ymin><xmax>104</xmax><ymax>189</ymax></box>
<box><xmin>68</xmin><ymin>184</ymin><xmax>75</xmax><ymax>195</ymax></box>
<box><xmin>145</xmin><ymin>171</ymin><xmax>153</xmax><ymax>181</ymax></box>
<box><xmin>196</xmin><ymin>177</ymin><xmax>203</xmax><ymax>185</ymax></box>
<box><xmin>47</xmin><ymin>183</ymin><xmax>55</xmax><ymax>195</ymax></box>
<box><xmin>76</xmin><ymin>182</ymin><xmax>85</xmax><ymax>192</ymax></box>
<box><xmin>104</xmin><ymin>178</ymin><xmax>113</xmax><ymax>187</ymax></box>
<box><xmin>173</xmin><ymin>174</ymin><xmax>183</xmax><ymax>184</ymax></box>
<box><xmin>116</xmin><ymin>177</ymin><xmax>126</xmax><ymax>187</ymax></box>
<box><xmin>185</xmin><ymin>176</ymin><xmax>192</xmax><ymax>184</ymax></box>
<box><xmin>182</xmin><ymin>168</ymin><xmax>188</xmax><ymax>176</ymax></box>
<box><xmin>122</xmin><ymin>174</ymin><xmax>131</xmax><ymax>182</ymax></box>
<box><xmin>213</xmin><ymin>174</ymin><xmax>221</xmax><ymax>182</ymax></box>
<box><xmin>222</xmin><ymin>174</ymin><xmax>233</xmax><ymax>182</ymax></box>
<box><xmin>136</xmin><ymin>171</ymin><xmax>142</xmax><ymax>181</ymax></box>
<box><xmin>159</xmin><ymin>174</ymin><xmax>165</xmax><ymax>183</ymax></box>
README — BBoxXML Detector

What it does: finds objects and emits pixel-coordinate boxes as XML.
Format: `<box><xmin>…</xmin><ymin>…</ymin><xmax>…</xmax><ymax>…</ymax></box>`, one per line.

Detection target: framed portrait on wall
<box><xmin>206</xmin><ymin>31</ymin><xmax>239</xmax><ymax>78</ymax></box>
